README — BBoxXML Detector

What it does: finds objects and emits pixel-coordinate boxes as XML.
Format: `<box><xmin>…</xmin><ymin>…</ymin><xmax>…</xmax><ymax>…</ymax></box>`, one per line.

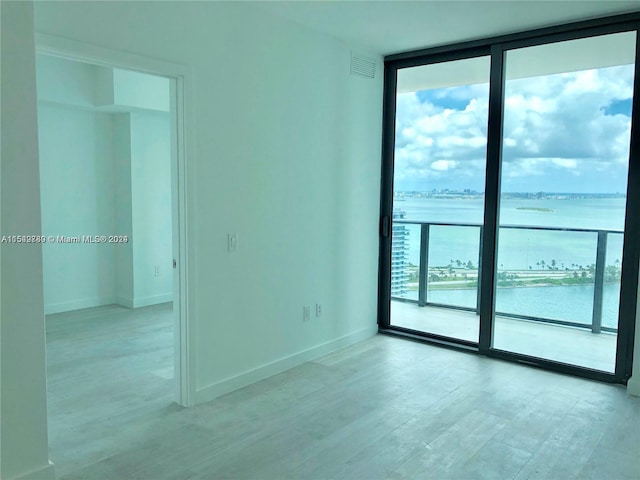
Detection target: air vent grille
<box><xmin>351</xmin><ymin>53</ymin><xmax>375</xmax><ymax>79</ymax></box>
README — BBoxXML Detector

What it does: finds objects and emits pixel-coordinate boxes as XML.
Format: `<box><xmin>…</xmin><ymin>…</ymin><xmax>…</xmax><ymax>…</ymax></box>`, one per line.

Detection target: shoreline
<box><xmin>409</xmin><ymin>280</ymin><xmax>621</xmax><ymax>292</ymax></box>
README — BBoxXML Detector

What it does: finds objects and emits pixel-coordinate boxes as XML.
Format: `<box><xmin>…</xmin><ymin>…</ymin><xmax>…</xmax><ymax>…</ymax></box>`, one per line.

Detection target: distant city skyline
<box><xmin>393</xmin><ymin>64</ymin><xmax>634</xmax><ymax>194</ymax></box>
<box><xmin>394</xmin><ymin>189</ymin><xmax>626</xmax><ymax>197</ymax></box>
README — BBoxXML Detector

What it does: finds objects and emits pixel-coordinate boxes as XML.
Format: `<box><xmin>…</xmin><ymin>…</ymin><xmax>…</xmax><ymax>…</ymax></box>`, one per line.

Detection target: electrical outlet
<box><xmin>303</xmin><ymin>305</ymin><xmax>311</xmax><ymax>321</ymax></box>
<box><xmin>315</xmin><ymin>304</ymin><xmax>322</xmax><ymax>317</ymax></box>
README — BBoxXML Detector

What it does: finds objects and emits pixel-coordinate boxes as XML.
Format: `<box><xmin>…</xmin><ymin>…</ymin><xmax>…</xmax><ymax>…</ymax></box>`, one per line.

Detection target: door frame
<box><xmin>35</xmin><ymin>33</ymin><xmax>196</xmax><ymax>406</ymax></box>
<box><xmin>378</xmin><ymin>13</ymin><xmax>640</xmax><ymax>384</ymax></box>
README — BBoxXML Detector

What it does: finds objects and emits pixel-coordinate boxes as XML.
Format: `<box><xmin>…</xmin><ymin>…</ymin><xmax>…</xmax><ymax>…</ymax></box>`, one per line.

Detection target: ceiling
<box><xmin>252</xmin><ymin>1</ymin><xmax>640</xmax><ymax>57</ymax></box>
<box><xmin>397</xmin><ymin>30</ymin><xmax>637</xmax><ymax>91</ymax></box>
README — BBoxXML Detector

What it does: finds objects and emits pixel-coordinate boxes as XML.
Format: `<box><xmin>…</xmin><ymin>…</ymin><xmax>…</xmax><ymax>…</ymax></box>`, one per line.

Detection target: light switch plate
<box><xmin>228</xmin><ymin>233</ymin><xmax>238</xmax><ymax>252</ymax></box>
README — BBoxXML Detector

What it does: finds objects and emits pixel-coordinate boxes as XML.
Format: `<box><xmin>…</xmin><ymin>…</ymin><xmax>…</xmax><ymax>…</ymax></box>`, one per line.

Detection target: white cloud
<box><xmin>394</xmin><ymin>62</ymin><xmax>634</xmax><ymax>192</ymax></box>
<box><xmin>551</xmin><ymin>158</ymin><xmax>578</xmax><ymax>168</ymax></box>
<box><xmin>431</xmin><ymin>160</ymin><xmax>457</xmax><ymax>171</ymax></box>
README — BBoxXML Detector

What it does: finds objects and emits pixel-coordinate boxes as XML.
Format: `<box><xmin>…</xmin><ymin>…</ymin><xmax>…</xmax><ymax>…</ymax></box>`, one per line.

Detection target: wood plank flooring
<box><xmin>46</xmin><ymin>304</ymin><xmax>640</xmax><ymax>479</ymax></box>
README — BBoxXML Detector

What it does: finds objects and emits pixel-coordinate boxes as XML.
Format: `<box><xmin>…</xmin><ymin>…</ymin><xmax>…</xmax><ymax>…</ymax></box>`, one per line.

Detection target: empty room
<box><xmin>2</xmin><ymin>1</ymin><xmax>640</xmax><ymax>480</ymax></box>
<box><xmin>35</xmin><ymin>53</ymin><xmax>178</xmax><ymax>474</ymax></box>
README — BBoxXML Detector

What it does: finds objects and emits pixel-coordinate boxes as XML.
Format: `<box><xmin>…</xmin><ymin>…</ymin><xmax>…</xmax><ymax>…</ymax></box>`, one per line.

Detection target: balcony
<box><xmin>389</xmin><ymin>220</ymin><xmax>622</xmax><ymax>373</ymax></box>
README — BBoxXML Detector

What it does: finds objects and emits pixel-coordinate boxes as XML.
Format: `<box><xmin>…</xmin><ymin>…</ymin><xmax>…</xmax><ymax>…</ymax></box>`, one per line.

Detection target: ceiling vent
<box><xmin>351</xmin><ymin>53</ymin><xmax>376</xmax><ymax>79</ymax></box>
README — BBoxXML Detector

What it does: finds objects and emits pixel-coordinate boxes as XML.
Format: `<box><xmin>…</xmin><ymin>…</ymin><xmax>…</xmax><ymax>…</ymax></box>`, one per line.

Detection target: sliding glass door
<box><xmin>492</xmin><ymin>32</ymin><xmax>637</xmax><ymax>372</ymax></box>
<box><xmin>380</xmin><ymin>17</ymin><xmax>640</xmax><ymax>382</ymax></box>
<box><xmin>389</xmin><ymin>56</ymin><xmax>490</xmax><ymax>343</ymax></box>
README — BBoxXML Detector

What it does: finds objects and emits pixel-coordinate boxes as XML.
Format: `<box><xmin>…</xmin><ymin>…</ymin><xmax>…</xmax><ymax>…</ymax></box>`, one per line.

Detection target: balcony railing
<box><xmin>391</xmin><ymin>220</ymin><xmax>622</xmax><ymax>334</ymax></box>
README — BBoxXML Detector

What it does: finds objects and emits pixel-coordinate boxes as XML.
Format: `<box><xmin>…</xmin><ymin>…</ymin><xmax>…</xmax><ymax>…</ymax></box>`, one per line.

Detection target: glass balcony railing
<box><xmin>391</xmin><ymin>220</ymin><xmax>622</xmax><ymax>334</ymax></box>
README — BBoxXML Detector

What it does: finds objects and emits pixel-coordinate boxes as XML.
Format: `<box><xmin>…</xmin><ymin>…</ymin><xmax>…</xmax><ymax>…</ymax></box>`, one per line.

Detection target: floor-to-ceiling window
<box><xmin>389</xmin><ymin>55</ymin><xmax>490</xmax><ymax>344</ymax></box>
<box><xmin>379</xmin><ymin>15</ymin><xmax>640</xmax><ymax>383</ymax></box>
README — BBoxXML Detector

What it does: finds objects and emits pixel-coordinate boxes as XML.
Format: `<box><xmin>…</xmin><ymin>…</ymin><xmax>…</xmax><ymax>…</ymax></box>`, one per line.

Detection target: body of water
<box><xmin>393</xmin><ymin>196</ymin><xmax>626</xmax><ymax>329</ymax></box>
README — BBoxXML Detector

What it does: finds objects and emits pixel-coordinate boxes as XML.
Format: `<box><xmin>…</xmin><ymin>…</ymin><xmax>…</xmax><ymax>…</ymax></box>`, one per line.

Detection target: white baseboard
<box><xmin>628</xmin><ymin>375</ymin><xmax>640</xmax><ymax>396</ymax></box>
<box><xmin>132</xmin><ymin>293</ymin><xmax>173</xmax><ymax>308</ymax></box>
<box><xmin>44</xmin><ymin>297</ymin><xmax>115</xmax><ymax>315</ymax></box>
<box><xmin>196</xmin><ymin>325</ymin><xmax>378</xmax><ymax>405</ymax></box>
<box><xmin>115</xmin><ymin>296</ymin><xmax>134</xmax><ymax>308</ymax></box>
<box><xmin>45</xmin><ymin>292</ymin><xmax>173</xmax><ymax>313</ymax></box>
<box><xmin>13</xmin><ymin>461</ymin><xmax>55</xmax><ymax>480</ymax></box>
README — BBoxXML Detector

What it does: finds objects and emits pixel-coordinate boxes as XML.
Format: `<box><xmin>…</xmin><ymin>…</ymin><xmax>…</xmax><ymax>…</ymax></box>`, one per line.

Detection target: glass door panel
<box><xmin>390</xmin><ymin>56</ymin><xmax>490</xmax><ymax>343</ymax></box>
<box><xmin>492</xmin><ymin>32</ymin><xmax>637</xmax><ymax>372</ymax></box>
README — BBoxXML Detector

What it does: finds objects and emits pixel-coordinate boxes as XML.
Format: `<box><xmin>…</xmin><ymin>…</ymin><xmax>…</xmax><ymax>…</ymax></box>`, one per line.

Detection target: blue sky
<box><xmin>394</xmin><ymin>64</ymin><xmax>635</xmax><ymax>193</ymax></box>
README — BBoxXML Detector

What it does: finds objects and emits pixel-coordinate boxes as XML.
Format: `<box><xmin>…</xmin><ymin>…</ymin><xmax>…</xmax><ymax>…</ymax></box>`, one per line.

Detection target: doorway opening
<box><xmin>35</xmin><ymin>44</ymin><xmax>189</xmax><ymax>476</ymax></box>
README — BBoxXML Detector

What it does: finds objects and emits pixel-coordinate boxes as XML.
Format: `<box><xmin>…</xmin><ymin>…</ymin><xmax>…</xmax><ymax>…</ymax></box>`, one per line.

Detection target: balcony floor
<box><xmin>390</xmin><ymin>300</ymin><xmax>617</xmax><ymax>373</ymax></box>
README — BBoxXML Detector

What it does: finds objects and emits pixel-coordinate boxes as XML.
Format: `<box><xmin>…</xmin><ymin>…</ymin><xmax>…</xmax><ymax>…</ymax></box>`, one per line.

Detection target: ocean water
<box><xmin>396</xmin><ymin>196</ymin><xmax>626</xmax><ymax>230</ymax></box>
<box><xmin>400</xmin><ymin>283</ymin><xmax>620</xmax><ymax>328</ymax></box>
<box><xmin>393</xmin><ymin>196</ymin><xmax>626</xmax><ymax>328</ymax></box>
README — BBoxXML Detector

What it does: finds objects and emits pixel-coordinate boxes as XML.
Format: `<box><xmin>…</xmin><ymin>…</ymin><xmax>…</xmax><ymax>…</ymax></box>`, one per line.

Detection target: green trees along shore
<box><xmin>406</xmin><ymin>258</ymin><xmax>621</xmax><ymax>291</ymax></box>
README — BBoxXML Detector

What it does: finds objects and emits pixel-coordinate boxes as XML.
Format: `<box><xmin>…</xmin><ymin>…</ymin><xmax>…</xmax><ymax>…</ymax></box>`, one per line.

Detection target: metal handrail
<box><xmin>391</xmin><ymin>220</ymin><xmax>622</xmax><ymax>334</ymax></box>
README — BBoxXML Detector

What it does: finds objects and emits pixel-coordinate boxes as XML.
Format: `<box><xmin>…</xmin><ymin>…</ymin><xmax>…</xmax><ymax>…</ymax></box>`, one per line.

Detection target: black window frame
<box><xmin>379</xmin><ymin>12</ymin><xmax>640</xmax><ymax>384</ymax></box>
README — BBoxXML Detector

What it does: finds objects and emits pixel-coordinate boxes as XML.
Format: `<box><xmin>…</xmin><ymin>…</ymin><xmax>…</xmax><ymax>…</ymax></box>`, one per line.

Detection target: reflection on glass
<box><xmin>492</xmin><ymin>32</ymin><xmax>636</xmax><ymax>372</ymax></box>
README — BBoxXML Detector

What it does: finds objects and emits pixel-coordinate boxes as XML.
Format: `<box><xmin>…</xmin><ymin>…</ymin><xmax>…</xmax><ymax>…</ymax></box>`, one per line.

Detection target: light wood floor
<box><xmin>47</xmin><ymin>304</ymin><xmax>640</xmax><ymax>479</ymax></box>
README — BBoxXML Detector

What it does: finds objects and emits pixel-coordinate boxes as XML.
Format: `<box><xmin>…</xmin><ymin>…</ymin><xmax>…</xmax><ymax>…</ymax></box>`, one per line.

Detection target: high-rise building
<box><xmin>391</xmin><ymin>209</ymin><xmax>410</xmax><ymax>296</ymax></box>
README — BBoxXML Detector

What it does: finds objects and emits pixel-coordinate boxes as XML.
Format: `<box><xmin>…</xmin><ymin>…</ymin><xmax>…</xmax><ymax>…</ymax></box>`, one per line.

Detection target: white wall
<box><xmin>113</xmin><ymin>69</ymin><xmax>170</xmax><ymax>112</ymax></box>
<box><xmin>112</xmin><ymin>110</ymin><xmax>173</xmax><ymax>308</ymax></box>
<box><xmin>1</xmin><ymin>1</ymin><xmax>54</xmax><ymax>478</ymax></box>
<box><xmin>37</xmin><ymin>55</ymin><xmax>173</xmax><ymax>313</ymax></box>
<box><xmin>113</xmin><ymin>113</ymin><xmax>134</xmax><ymax>307</ymax></box>
<box><xmin>34</xmin><ymin>0</ymin><xmax>384</xmax><ymax>401</ymax></box>
<box><xmin>38</xmin><ymin>104</ymin><xmax>117</xmax><ymax>313</ymax></box>
<box><xmin>35</xmin><ymin>53</ymin><xmax>97</xmax><ymax>107</ymax></box>
<box><xmin>130</xmin><ymin>111</ymin><xmax>173</xmax><ymax>307</ymax></box>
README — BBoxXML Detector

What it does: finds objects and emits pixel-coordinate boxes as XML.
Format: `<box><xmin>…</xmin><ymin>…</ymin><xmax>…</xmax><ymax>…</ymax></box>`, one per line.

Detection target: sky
<box><xmin>394</xmin><ymin>64</ymin><xmax>635</xmax><ymax>194</ymax></box>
